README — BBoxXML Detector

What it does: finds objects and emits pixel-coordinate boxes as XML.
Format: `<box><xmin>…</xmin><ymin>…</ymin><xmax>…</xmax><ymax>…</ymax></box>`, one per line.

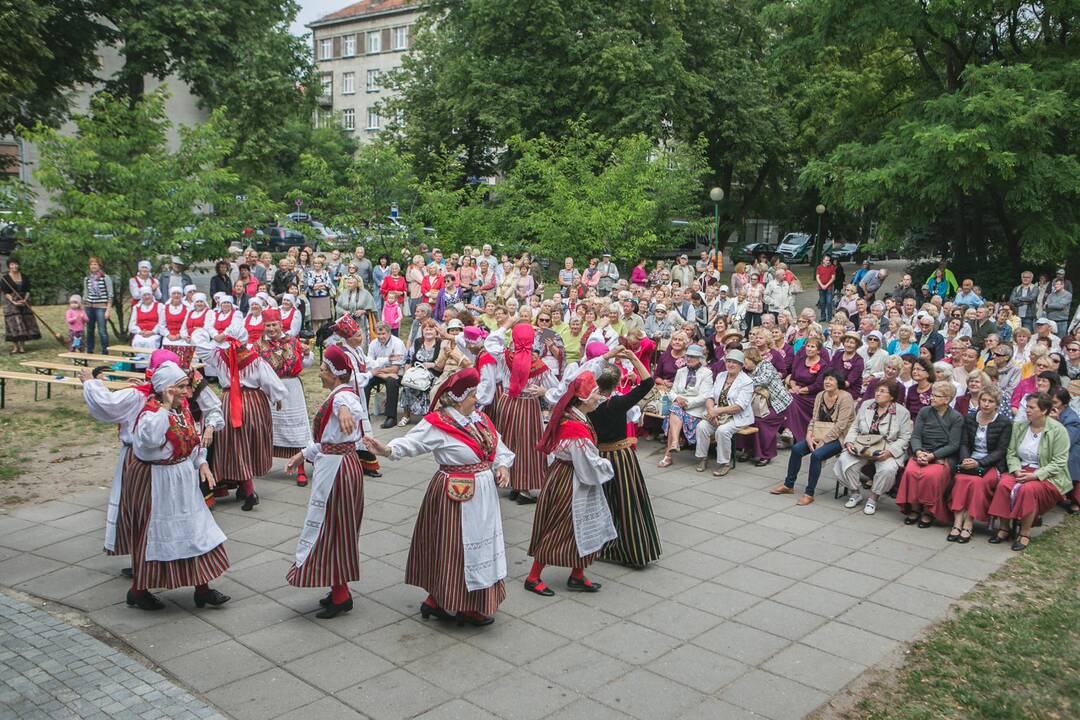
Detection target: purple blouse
<box><xmin>904</xmin><ymin>382</ymin><xmax>932</xmax><ymax>419</ymax></box>
<box><xmin>790</xmin><ymin>355</ymin><xmax>827</xmax><ymax>395</ymax></box>
<box><xmin>830</xmin><ymin>351</ymin><xmax>865</xmax><ymax>397</ymax></box>
<box><xmin>655</xmin><ymin>350</ymin><xmax>687</xmax><ymax>381</ymax></box>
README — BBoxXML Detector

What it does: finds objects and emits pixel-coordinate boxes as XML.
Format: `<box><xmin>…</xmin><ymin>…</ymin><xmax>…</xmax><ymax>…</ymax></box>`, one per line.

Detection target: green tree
<box><xmin>22</xmin><ymin>90</ymin><xmax>272</xmax><ymax>319</ymax></box>
<box><xmin>0</xmin><ymin>0</ymin><xmax>108</xmax><ymax>135</ymax></box>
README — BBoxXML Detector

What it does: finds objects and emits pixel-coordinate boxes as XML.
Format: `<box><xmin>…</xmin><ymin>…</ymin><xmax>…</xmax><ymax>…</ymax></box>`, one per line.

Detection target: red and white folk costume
<box><xmin>326</xmin><ymin>314</ymin><xmax>381</xmax><ymax>477</ymax></box>
<box><xmin>526</xmin><ymin>372</ymin><xmax>617</xmax><ymax>596</ymax></box>
<box><xmin>484</xmin><ymin>323</ymin><xmax>556</xmax><ymax>496</ymax></box>
<box><xmin>244</xmin><ymin>296</ymin><xmax>267</xmax><ymax>346</ymax></box>
<box><xmin>202</xmin><ymin>339</ymin><xmax>287</xmax><ymax>507</ymax></box>
<box><xmin>128</xmin><ymin>289</ymin><xmax>164</xmax><ymax>353</ymax></box>
<box><xmin>285</xmin><ymin>345</ymin><xmax>367</xmax><ymax>618</ymax></box>
<box><xmin>255</xmin><ymin>309</ymin><xmax>315</xmax><ymax>478</ymax></box>
<box><xmin>279</xmin><ymin>294</ymin><xmax>302</xmax><ymax>337</ymax></box>
<box><xmin>160</xmin><ymin>287</ymin><xmax>194</xmax><ymax>368</ymax></box>
<box><xmin>129</xmin><ymin>362</ymin><xmax>230</xmax><ymax>609</ymax></box>
<box><xmin>382</xmin><ymin>368</ymin><xmax>515</xmax><ymax>624</ymax></box>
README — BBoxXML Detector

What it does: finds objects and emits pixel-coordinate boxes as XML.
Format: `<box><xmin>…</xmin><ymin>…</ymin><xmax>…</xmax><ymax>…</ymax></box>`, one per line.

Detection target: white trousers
<box><xmin>834</xmin><ymin>451</ymin><xmax>901</xmax><ymax>495</ymax></box>
<box><xmin>695</xmin><ymin>418</ymin><xmax>742</xmax><ymax>465</ymax></box>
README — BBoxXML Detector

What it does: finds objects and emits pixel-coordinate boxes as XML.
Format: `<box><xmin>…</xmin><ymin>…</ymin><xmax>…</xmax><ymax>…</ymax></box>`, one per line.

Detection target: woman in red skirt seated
<box><xmin>896</xmin><ymin>381</ymin><xmax>964</xmax><ymax>529</ymax></box>
<box><xmin>949</xmin><ymin>385</ymin><xmax>1013</xmax><ymax>543</ymax></box>
<box><xmin>284</xmin><ymin>345</ymin><xmax>367</xmax><ymax>619</ymax></box>
<box><xmin>364</xmin><ymin>368</ymin><xmax>515</xmax><ymax>627</ymax></box>
<box><xmin>525</xmin><ymin>371</ymin><xmax>617</xmax><ymax>597</ymax></box>
<box><xmin>987</xmin><ymin>392</ymin><xmax>1073</xmax><ymax>551</ymax></box>
<box><xmin>128</xmin><ymin>361</ymin><xmax>230</xmax><ymax>610</ymax></box>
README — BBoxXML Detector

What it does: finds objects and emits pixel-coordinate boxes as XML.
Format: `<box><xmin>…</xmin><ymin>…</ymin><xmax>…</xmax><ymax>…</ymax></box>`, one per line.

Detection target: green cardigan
<box><xmin>1006</xmin><ymin>418</ymin><xmax>1072</xmax><ymax>495</ymax></box>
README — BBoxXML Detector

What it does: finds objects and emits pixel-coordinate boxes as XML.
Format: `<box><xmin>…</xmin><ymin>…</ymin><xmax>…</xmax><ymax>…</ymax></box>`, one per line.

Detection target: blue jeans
<box><xmin>86</xmin><ymin>307</ymin><xmax>109</xmax><ymax>353</ymax></box>
<box><xmin>1020</xmin><ymin>317</ymin><xmax>1034</xmax><ymax>332</ymax></box>
<box><xmin>818</xmin><ymin>289</ymin><xmax>833</xmax><ymax>321</ymax></box>
<box><xmin>784</xmin><ymin>439</ymin><xmax>842</xmax><ymax>496</ymax></box>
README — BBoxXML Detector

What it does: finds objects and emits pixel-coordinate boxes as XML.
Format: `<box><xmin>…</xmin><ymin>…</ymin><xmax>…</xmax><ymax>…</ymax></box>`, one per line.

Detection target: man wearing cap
<box><xmin>596</xmin><ymin>253</ymin><xmax>620</xmax><ymax>296</ymax></box>
<box><xmin>694</xmin><ymin>349</ymin><xmax>754</xmax><ymax>476</ymax></box>
<box><xmin>671</xmin><ymin>254</ymin><xmax>695</xmax><ymax>289</ymax></box>
<box><xmin>714</xmin><ymin>285</ymin><xmax>736</xmax><ymax>318</ymax></box>
<box><xmin>158</xmin><ymin>257</ymin><xmax>193</xmax><ymax>297</ymax></box>
<box><xmin>1044</xmin><ymin>276</ymin><xmax>1072</xmax><ymax>337</ymax></box>
<box><xmin>859</xmin><ymin>331</ymin><xmax>888</xmax><ymax>382</ymax></box>
<box><xmin>1033</xmin><ymin>317</ymin><xmax>1062</xmax><ymax>352</ymax></box>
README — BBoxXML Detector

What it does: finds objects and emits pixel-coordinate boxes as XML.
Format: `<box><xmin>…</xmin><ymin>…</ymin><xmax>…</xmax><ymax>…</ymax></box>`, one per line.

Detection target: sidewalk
<box><xmin>0</xmin><ymin>440</ymin><xmax>1054</xmax><ymax>720</ymax></box>
<box><xmin>0</xmin><ymin>591</ymin><xmax>226</xmax><ymax>720</ymax></box>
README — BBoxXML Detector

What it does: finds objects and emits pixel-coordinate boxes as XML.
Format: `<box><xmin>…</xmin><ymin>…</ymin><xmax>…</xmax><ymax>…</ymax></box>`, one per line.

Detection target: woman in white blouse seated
<box><xmin>694</xmin><ymin>349</ymin><xmax>754</xmax><ymax>477</ymax></box>
<box><xmin>658</xmin><ymin>344</ymin><xmax>714</xmax><ymax>468</ymax></box>
<box><xmin>128</xmin><ymin>287</ymin><xmax>164</xmax><ymax>354</ymax></box>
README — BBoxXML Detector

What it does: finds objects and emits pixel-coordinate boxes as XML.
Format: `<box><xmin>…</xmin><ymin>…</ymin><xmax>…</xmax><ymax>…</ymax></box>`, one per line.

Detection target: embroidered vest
<box><xmin>135</xmin><ymin>303</ymin><xmax>159</xmax><ymax>332</ymax></box>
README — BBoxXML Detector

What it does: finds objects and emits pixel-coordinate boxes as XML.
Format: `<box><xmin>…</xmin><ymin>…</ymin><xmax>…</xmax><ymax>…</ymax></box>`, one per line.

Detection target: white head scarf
<box><xmin>138</xmin><ymin>260</ymin><xmax>152</xmax><ymax>271</ymax></box>
<box><xmin>150</xmin><ymin>361</ymin><xmax>186</xmax><ymax>393</ymax></box>
<box><xmin>192</xmin><ymin>292</ymin><xmax>208</xmax><ymax>306</ymax></box>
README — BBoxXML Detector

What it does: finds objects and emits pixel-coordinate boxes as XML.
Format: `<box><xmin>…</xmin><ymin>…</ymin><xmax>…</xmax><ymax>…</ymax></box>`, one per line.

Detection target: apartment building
<box><xmin>308</xmin><ymin>0</ymin><xmax>420</xmax><ymax>139</ymax></box>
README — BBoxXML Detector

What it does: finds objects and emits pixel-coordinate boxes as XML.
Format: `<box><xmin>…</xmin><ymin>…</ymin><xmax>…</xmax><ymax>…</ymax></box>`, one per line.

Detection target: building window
<box><xmin>342</xmin><ymin>108</ymin><xmax>356</xmax><ymax>131</ymax></box>
<box><xmin>367</xmin><ymin>108</ymin><xmax>380</xmax><ymax>130</ymax></box>
<box><xmin>319</xmin><ymin>38</ymin><xmax>333</xmax><ymax>60</ymax></box>
<box><xmin>366</xmin><ymin>30</ymin><xmax>381</xmax><ymax>54</ymax></box>
<box><xmin>342</xmin><ymin>34</ymin><xmax>356</xmax><ymax>57</ymax></box>
<box><xmin>391</xmin><ymin>26</ymin><xmax>408</xmax><ymax>50</ymax></box>
<box><xmin>342</xmin><ymin>72</ymin><xmax>355</xmax><ymax>95</ymax></box>
<box><xmin>366</xmin><ymin>69</ymin><xmax>381</xmax><ymax>92</ymax></box>
<box><xmin>320</xmin><ymin>74</ymin><xmax>332</xmax><ymax>97</ymax></box>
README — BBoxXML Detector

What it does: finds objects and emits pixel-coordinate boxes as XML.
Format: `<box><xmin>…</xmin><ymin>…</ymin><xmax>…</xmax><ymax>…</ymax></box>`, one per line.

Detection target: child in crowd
<box><xmin>66</xmin><ymin>294</ymin><xmax>89</xmax><ymax>351</ymax></box>
<box><xmin>382</xmin><ymin>290</ymin><xmax>402</xmax><ymax>336</ymax></box>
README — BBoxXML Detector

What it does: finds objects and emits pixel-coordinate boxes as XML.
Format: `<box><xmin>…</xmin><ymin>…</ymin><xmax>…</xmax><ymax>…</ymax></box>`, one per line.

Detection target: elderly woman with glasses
<box><xmin>896</xmin><ymin>380</ymin><xmax>963</xmax><ymax>529</ymax></box>
<box><xmin>658</xmin><ymin>344</ymin><xmax>714</xmax><ymax>468</ymax></box>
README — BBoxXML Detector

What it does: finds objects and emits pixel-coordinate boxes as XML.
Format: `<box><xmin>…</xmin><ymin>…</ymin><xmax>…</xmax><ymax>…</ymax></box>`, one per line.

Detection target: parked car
<box><xmin>776</xmin><ymin>232</ymin><xmax>814</xmax><ymax>264</ymax></box>
<box><xmin>828</xmin><ymin>242</ymin><xmax>860</xmax><ymax>262</ymax></box>
<box><xmin>256</xmin><ymin>226</ymin><xmax>308</xmax><ymax>252</ymax></box>
<box><xmin>737</xmin><ymin>242</ymin><xmax>777</xmax><ymax>261</ymax></box>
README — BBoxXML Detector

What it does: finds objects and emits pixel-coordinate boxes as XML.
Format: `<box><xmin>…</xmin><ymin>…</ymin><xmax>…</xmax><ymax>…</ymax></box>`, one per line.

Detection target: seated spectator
<box><xmin>771</xmin><ymin>370</ymin><xmax>854</xmax><ymax>505</ymax></box>
<box><xmin>830</xmin><ymin>331</ymin><xmax>865</xmax><ymax>398</ymax></box>
<box><xmin>915</xmin><ymin>313</ymin><xmax>945</xmax><ymax>361</ymax></box>
<box><xmin>896</xmin><ymin>381</ymin><xmax>963</xmax><ymax>529</ymax></box>
<box><xmin>835</xmin><ymin>380</ymin><xmax>914</xmax><ymax>516</ymax></box>
<box><xmin>657</xmin><ymin>344</ymin><xmax>713</xmax><ymax>467</ymax></box>
<box><xmin>1048</xmin><ymin>387</ymin><xmax>1080</xmax><ymax>515</ymax></box>
<box><xmin>1014</xmin><ymin>371</ymin><xmax>1062</xmax><ymax>421</ymax></box>
<box><xmin>863</xmin><ymin>355</ymin><xmax>906</xmax><ymax>404</ymax></box>
<box><xmin>694</xmin><ymin>349</ymin><xmax>754</xmax><ymax>477</ymax></box>
<box><xmin>365</xmin><ymin>322</ymin><xmax>407</xmax><ymax>428</ymax></box>
<box><xmin>904</xmin><ymin>357</ymin><xmax>936</xmax><ymax>418</ymax></box>
<box><xmin>784</xmin><ymin>337</ymin><xmax>828</xmax><ymax>443</ymax></box>
<box><xmin>988</xmin><ymin>393</ymin><xmax>1072</xmax><ymax>551</ymax></box>
<box><xmin>1010</xmin><ymin>350</ymin><xmax>1058</xmax><ymax>410</ymax></box>
<box><xmin>950</xmin><ymin>386</ymin><xmax>1013</xmax><ymax>541</ymax></box>
<box><xmin>739</xmin><ymin>347</ymin><xmax>792</xmax><ymax>467</ymax></box>
<box><xmin>886</xmin><ymin>324</ymin><xmax>918</xmax><ymax>356</ymax></box>
<box><xmin>954</xmin><ymin>370</ymin><xmax>992</xmax><ymax>416</ymax></box>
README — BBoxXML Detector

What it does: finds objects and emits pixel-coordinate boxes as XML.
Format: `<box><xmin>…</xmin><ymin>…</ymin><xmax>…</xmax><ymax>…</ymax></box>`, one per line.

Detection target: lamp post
<box><xmin>709</xmin><ymin>187</ymin><xmax>724</xmax><ymax>265</ymax></box>
<box><xmin>814</xmin><ymin>203</ymin><xmax>826</xmax><ymax>264</ymax></box>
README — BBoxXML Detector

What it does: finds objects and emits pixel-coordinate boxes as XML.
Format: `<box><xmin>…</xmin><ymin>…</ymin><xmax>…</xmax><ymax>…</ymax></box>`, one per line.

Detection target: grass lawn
<box><xmin>847</xmin><ymin>516</ymin><xmax>1080</xmax><ymax>720</ymax></box>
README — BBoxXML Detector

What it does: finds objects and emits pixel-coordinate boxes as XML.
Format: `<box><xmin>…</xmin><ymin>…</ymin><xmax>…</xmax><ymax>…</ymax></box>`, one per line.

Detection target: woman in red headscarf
<box><xmin>284</xmin><ymin>345</ymin><xmax>368</xmax><ymax>619</ymax></box>
<box><xmin>525</xmin><ymin>371</ymin><xmax>617</xmax><ymax>597</ymax></box>
<box><xmin>486</xmin><ymin>320</ymin><xmax>557</xmax><ymax>503</ymax></box>
<box><xmin>364</xmin><ymin>368</ymin><xmax>515</xmax><ymax>627</ymax></box>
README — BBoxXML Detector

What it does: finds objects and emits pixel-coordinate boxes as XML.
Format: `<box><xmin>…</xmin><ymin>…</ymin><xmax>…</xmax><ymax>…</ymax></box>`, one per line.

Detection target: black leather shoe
<box><xmin>315</xmin><ymin>596</ymin><xmax>353</xmax><ymax>619</ymax></box>
<box><xmin>516</xmin><ymin>494</ymin><xmax>537</xmax><ymax>505</ymax></box>
<box><xmin>754</xmin><ymin>458</ymin><xmax>771</xmax><ymax>467</ymax></box>
<box><xmin>241</xmin><ymin>493</ymin><xmax>259</xmax><ymax>511</ymax></box>
<box><xmin>319</xmin><ymin>592</ymin><xmax>332</xmax><ymax>608</ymax></box>
<box><xmin>456</xmin><ymin>612</ymin><xmax>494</xmax><ymax>627</ymax></box>
<box><xmin>524</xmin><ymin>579</ymin><xmax>555</xmax><ymax>597</ymax></box>
<box><xmin>235</xmin><ymin>486</ymin><xmax>248</xmax><ymax>501</ymax></box>
<box><xmin>120</xmin><ymin>567</ymin><xmax>133</xmax><ymax>578</ymax></box>
<box><xmin>194</xmin><ymin>589</ymin><xmax>231</xmax><ymax>608</ymax></box>
<box><xmin>365</xmin><ymin>469</ymin><xmax>382</xmax><ymax>477</ymax></box>
<box><xmin>380</xmin><ymin>417</ymin><xmax>397</xmax><ymax>429</ymax></box>
<box><xmin>420</xmin><ymin>602</ymin><xmax>452</xmax><ymax>621</ymax></box>
<box><xmin>508</xmin><ymin>490</ymin><xmax>519</xmax><ymax>501</ymax></box>
<box><xmin>566</xmin><ymin>576</ymin><xmax>602</xmax><ymax>593</ymax></box>
<box><xmin>917</xmin><ymin>518</ymin><xmax>934</xmax><ymax>529</ymax></box>
<box><xmin>126</xmin><ymin>590</ymin><xmax>165</xmax><ymax>611</ymax></box>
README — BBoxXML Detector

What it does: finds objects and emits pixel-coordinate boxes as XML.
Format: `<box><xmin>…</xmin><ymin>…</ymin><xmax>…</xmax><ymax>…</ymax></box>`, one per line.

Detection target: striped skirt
<box><xmin>494</xmin><ymin>393</ymin><xmax>545</xmax><ymax>491</ymax></box>
<box><xmin>212</xmin><ymin>388</ymin><xmax>273</xmax><ymax>488</ymax></box>
<box><xmin>599</xmin><ymin>446</ymin><xmax>662</xmax><ymax>567</ymax></box>
<box><xmin>528</xmin><ymin>461</ymin><xmax>599</xmax><ymax>569</ymax></box>
<box><xmin>105</xmin><ymin>451</ymin><xmax>150</xmax><ymax>556</ymax></box>
<box><xmin>127</xmin><ymin>468</ymin><xmax>229</xmax><ymax>591</ymax></box>
<box><xmin>286</xmin><ymin>453</ymin><xmax>365</xmax><ymax>588</ymax></box>
<box><xmin>405</xmin><ymin>470</ymin><xmax>506</xmax><ymax>615</ymax></box>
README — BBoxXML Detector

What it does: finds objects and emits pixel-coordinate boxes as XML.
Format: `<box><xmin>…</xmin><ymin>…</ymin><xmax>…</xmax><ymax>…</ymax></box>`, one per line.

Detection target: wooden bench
<box><xmin>21</xmin><ymin>361</ymin><xmax>146</xmax><ymax>382</ymax></box>
<box><xmin>105</xmin><ymin>344</ymin><xmax>142</xmax><ymax>356</ymax></box>
<box><xmin>57</xmin><ymin>351</ymin><xmax>137</xmax><ymax>366</ymax></box>
<box><xmin>730</xmin><ymin>426</ymin><xmax>759</xmax><ymax>470</ymax></box>
<box><xmin>0</xmin><ymin>370</ymin><xmax>129</xmax><ymax>408</ymax></box>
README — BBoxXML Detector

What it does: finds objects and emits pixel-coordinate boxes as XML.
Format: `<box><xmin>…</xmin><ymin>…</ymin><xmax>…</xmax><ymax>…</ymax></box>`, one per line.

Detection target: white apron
<box><xmin>103</xmin><ymin>444</ymin><xmax>129</xmax><ymax>552</ymax></box>
<box><xmin>144</xmin><ymin>450</ymin><xmax>227</xmax><ymax>561</ymax></box>
<box><xmin>272</xmin><ymin>376</ymin><xmax>313</xmax><ymax>449</ymax></box>
<box><xmin>461</xmin><ymin>466</ymin><xmax>506</xmax><ymax>591</ymax></box>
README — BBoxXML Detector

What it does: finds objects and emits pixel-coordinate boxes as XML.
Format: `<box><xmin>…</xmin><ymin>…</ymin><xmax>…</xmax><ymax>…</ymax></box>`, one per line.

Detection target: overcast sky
<box><xmin>291</xmin><ymin>0</ymin><xmax>347</xmax><ymax>39</ymax></box>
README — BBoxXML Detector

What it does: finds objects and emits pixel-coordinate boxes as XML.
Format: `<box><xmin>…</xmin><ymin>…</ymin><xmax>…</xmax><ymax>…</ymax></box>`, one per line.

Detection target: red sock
<box><xmin>423</xmin><ymin>594</ymin><xmax>439</xmax><ymax>609</ymax></box>
<box><xmin>130</xmin><ymin>585</ymin><xmax>146</xmax><ymax>598</ymax></box>
<box><xmin>527</xmin><ymin>560</ymin><xmax>545</xmax><ymax>583</ymax></box>
<box><xmin>569</xmin><ymin>567</ymin><xmax>584</xmax><ymax>580</ymax></box>
<box><xmin>240</xmin><ymin>479</ymin><xmax>255</xmax><ymax>496</ymax></box>
<box><xmin>331</xmin><ymin>584</ymin><xmax>350</xmax><ymax>604</ymax></box>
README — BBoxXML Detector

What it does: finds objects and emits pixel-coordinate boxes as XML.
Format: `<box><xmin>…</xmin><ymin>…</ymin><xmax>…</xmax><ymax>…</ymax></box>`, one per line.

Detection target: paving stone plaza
<box><xmin>0</xmin><ymin>439</ymin><xmax>1050</xmax><ymax>720</ymax></box>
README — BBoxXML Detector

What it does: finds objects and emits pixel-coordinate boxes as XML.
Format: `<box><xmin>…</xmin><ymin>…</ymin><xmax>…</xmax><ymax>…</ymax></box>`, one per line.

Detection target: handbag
<box><xmin>851</xmin><ymin>433</ymin><xmax>887</xmax><ymax>458</ymax></box>
<box><xmin>811</xmin><ymin>420</ymin><xmax>836</xmax><ymax>445</ymax></box>
<box><xmin>401</xmin><ymin>365</ymin><xmax>434</xmax><ymax>391</ymax></box>
<box><xmin>751</xmin><ymin>388</ymin><xmax>771</xmax><ymax>418</ymax></box>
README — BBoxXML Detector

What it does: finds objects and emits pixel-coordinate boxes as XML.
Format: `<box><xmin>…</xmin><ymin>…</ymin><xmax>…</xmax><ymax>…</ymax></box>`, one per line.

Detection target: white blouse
<box><xmin>1017</xmin><ymin>427</ymin><xmax>1042</xmax><ymax>468</ymax></box>
<box><xmin>83</xmin><ymin>380</ymin><xmax>147</xmax><ymax>445</ymax></box>
<box><xmin>302</xmin><ymin>389</ymin><xmax>367</xmax><ymax>462</ymax></box>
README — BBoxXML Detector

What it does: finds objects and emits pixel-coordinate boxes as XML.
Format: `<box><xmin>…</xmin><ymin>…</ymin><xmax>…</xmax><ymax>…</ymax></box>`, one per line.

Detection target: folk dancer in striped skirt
<box><xmin>588</xmin><ymin>350</ymin><xmax>663</xmax><ymax>568</ymax></box>
<box><xmin>364</xmin><ymin>367</ymin><xmax>515</xmax><ymax>626</ymax></box>
<box><xmin>81</xmin><ymin>366</ymin><xmax>156</xmax><ymax>578</ymax></box>
<box><xmin>201</xmin><ymin>338</ymin><xmax>286</xmax><ymax>510</ymax></box>
<box><xmin>485</xmin><ymin>319</ymin><xmax>558</xmax><ymax>503</ymax></box>
<box><xmin>525</xmin><ymin>371</ymin><xmax>617</xmax><ymax>596</ymax></box>
<box><xmin>327</xmin><ymin>313</ymin><xmax>383</xmax><ymax>477</ymax></box>
<box><xmin>127</xmin><ymin>361</ymin><xmax>230</xmax><ymax>610</ymax></box>
<box><xmin>284</xmin><ymin>345</ymin><xmax>367</xmax><ymax>619</ymax></box>
<box><xmin>256</xmin><ymin>308</ymin><xmax>315</xmax><ymax>486</ymax></box>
